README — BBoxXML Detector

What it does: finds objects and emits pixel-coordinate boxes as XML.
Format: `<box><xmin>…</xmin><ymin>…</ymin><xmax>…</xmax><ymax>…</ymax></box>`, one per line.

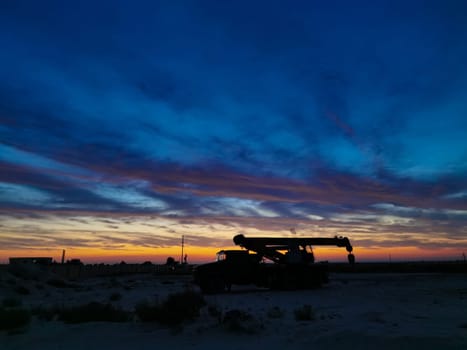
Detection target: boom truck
<box><xmin>193</xmin><ymin>234</ymin><xmax>355</xmax><ymax>293</ymax></box>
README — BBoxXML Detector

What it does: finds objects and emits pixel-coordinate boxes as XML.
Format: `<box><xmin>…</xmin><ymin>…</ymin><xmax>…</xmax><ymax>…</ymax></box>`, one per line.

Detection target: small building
<box><xmin>9</xmin><ymin>257</ymin><xmax>53</xmax><ymax>265</ymax></box>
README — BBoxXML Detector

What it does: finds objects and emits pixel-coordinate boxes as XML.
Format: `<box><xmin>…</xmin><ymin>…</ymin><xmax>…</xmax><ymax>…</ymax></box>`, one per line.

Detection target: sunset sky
<box><xmin>1</xmin><ymin>1</ymin><xmax>467</xmax><ymax>264</ymax></box>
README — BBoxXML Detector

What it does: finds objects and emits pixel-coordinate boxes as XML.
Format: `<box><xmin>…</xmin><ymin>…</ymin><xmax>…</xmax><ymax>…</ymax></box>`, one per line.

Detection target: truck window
<box><xmin>216</xmin><ymin>251</ymin><xmax>226</xmax><ymax>261</ymax></box>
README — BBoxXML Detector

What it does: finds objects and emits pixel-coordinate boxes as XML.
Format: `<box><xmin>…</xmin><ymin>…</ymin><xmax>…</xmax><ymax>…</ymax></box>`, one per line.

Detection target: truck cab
<box><xmin>216</xmin><ymin>250</ymin><xmax>261</xmax><ymax>263</ymax></box>
<box><xmin>193</xmin><ymin>250</ymin><xmax>261</xmax><ymax>293</ymax></box>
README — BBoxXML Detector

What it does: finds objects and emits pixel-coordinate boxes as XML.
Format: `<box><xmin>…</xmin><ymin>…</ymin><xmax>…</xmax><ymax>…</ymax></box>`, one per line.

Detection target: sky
<box><xmin>1</xmin><ymin>0</ymin><xmax>467</xmax><ymax>264</ymax></box>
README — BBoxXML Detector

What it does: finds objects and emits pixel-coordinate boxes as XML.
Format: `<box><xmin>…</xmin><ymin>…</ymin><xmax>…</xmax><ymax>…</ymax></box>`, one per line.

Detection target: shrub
<box><xmin>109</xmin><ymin>278</ymin><xmax>121</xmax><ymax>288</ymax></box>
<box><xmin>2</xmin><ymin>297</ymin><xmax>22</xmax><ymax>308</ymax></box>
<box><xmin>266</xmin><ymin>306</ymin><xmax>284</xmax><ymax>319</ymax></box>
<box><xmin>109</xmin><ymin>292</ymin><xmax>122</xmax><ymax>301</ymax></box>
<box><xmin>134</xmin><ymin>300</ymin><xmax>159</xmax><ymax>322</ymax></box>
<box><xmin>14</xmin><ymin>286</ymin><xmax>30</xmax><ymax>295</ymax></box>
<box><xmin>135</xmin><ymin>290</ymin><xmax>205</xmax><ymax>326</ymax></box>
<box><xmin>0</xmin><ymin>307</ymin><xmax>31</xmax><ymax>331</ymax></box>
<box><xmin>222</xmin><ymin>309</ymin><xmax>261</xmax><ymax>334</ymax></box>
<box><xmin>207</xmin><ymin>305</ymin><xmax>223</xmax><ymax>322</ymax></box>
<box><xmin>32</xmin><ymin>306</ymin><xmax>59</xmax><ymax>321</ymax></box>
<box><xmin>294</xmin><ymin>304</ymin><xmax>315</xmax><ymax>321</ymax></box>
<box><xmin>58</xmin><ymin>302</ymin><xmax>130</xmax><ymax>323</ymax></box>
<box><xmin>46</xmin><ymin>278</ymin><xmax>70</xmax><ymax>288</ymax></box>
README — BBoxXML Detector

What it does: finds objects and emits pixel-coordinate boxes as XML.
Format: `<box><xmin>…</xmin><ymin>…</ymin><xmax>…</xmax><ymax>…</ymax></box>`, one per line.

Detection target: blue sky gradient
<box><xmin>1</xmin><ymin>0</ymin><xmax>466</xmax><ymax>262</ymax></box>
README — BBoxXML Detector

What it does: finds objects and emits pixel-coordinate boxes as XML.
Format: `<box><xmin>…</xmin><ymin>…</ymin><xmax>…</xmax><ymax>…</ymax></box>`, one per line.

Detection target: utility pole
<box><xmin>180</xmin><ymin>235</ymin><xmax>184</xmax><ymax>264</ymax></box>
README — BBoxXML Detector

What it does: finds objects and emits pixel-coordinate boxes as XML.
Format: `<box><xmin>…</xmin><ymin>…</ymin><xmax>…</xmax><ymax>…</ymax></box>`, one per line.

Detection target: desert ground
<box><xmin>1</xmin><ymin>265</ymin><xmax>467</xmax><ymax>350</ymax></box>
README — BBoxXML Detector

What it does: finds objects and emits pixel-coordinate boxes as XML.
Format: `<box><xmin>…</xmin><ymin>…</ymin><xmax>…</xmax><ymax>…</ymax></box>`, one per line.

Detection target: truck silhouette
<box><xmin>193</xmin><ymin>234</ymin><xmax>355</xmax><ymax>293</ymax></box>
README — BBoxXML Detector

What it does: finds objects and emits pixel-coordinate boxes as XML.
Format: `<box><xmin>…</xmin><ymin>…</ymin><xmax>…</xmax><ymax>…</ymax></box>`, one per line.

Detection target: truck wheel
<box><xmin>267</xmin><ymin>271</ymin><xmax>281</xmax><ymax>290</ymax></box>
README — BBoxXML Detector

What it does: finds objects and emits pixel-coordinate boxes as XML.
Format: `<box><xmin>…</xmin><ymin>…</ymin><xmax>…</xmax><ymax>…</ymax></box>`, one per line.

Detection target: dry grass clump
<box><xmin>14</xmin><ymin>285</ymin><xmax>30</xmax><ymax>295</ymax></box>
<box><xmin>0</xmin><ymin>306</ymin><xmax>31</xmax><ymax>332</ymax></box>
<box><xmin>57</xmin><ymin>302</ymin><xmax>130</xmax><ymax>323</ymax></box>
<box><xmin>46</xmin><ymin>278</ymin><xmax>75</xmax><ymax>288</ymax></box>
<box><xmin>0</xmin><ymin>294</ymin><xmax>30</xmax><ymax>332</ymax></box>
<box><xmin>109</xmin><ymin>292</ymin><xmax>122</xmax><ymax>301</ymax></box>
<box><xmin>266</xmin><ymin>306</ymin><xmax>284</xmax><ymax>319</ymax></box>
<box><xmin>222</xmin><ymin>309</ymin><xmax>262</xmax><ymax>334</ymax></box>
<box><xmin>294</xmin><ymin>304</ymin><xmax>315</xmax><ymax>321</ymax></box>
<box><xmin>135</xmin><ymin>290</ymin><xmax>205</xmax><ymax>327</ymax></box>
<box><xmin>207</xmin><ymin>304</ymin><xmax>223</xmax><ymax>322</ymax></box>
<box><xmin>2</xmin><ymin>297</ymin><xmax>22</xmax><ymax>308</ymax></box>
<box><xmin>32</xmin><ymin>305</ymin><xmax>59</xmax><ymax>321</ymax></box>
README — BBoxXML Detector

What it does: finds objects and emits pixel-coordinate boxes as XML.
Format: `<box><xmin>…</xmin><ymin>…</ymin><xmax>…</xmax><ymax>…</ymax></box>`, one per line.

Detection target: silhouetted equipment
<box><xmin>9</xmin><ymin>257</ymin><xmax>53</xmax><ymax>265</ymax></box>
<box><xmin>66</xmin><ymin>258</ymin><xmax>83</xmax><ymax>265</ymax></box>
<box><xmin>193</xmin><ymin>234</ymin><xmax>355</xmax><ymax>293</ymax></box>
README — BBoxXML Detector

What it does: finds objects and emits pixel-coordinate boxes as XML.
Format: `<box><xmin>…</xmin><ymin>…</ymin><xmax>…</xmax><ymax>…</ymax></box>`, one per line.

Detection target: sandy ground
<box><xmin>1</xmin><ymin>267</ymin><xmax>467</xmax><ymax>350</ymax></box>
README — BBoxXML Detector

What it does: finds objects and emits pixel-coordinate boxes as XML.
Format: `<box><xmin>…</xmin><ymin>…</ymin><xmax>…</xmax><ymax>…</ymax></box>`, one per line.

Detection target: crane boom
<box><xmin>233</xmin><ymin>234</ymin><xmax>354</xmax><ymax>264</ymax></box>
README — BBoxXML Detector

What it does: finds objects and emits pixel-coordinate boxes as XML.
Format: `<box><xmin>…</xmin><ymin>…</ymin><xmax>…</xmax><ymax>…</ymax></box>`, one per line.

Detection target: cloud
<box><xmin>443</xmin><ymin>190</ymin><xmax>467</xmax><ymax>200</ymax></box>
<box><xmin>372</xmin><ymin>203</ymin><xmax>467</xmax><ymax>221</ymax></box>
<box><xmin>0</xmin><ymin>182</ymin><xmax>56</xmax><ymax>206</ymax></box>
<box><xmin>92</xmin><ymin>184</ymin><xmax>168</xmax><ymax>210</ymax></box>
<box><xmin>1</xmin><ymin>1</ymin><xmax>467</xmax><ymax>257</ymax></box>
